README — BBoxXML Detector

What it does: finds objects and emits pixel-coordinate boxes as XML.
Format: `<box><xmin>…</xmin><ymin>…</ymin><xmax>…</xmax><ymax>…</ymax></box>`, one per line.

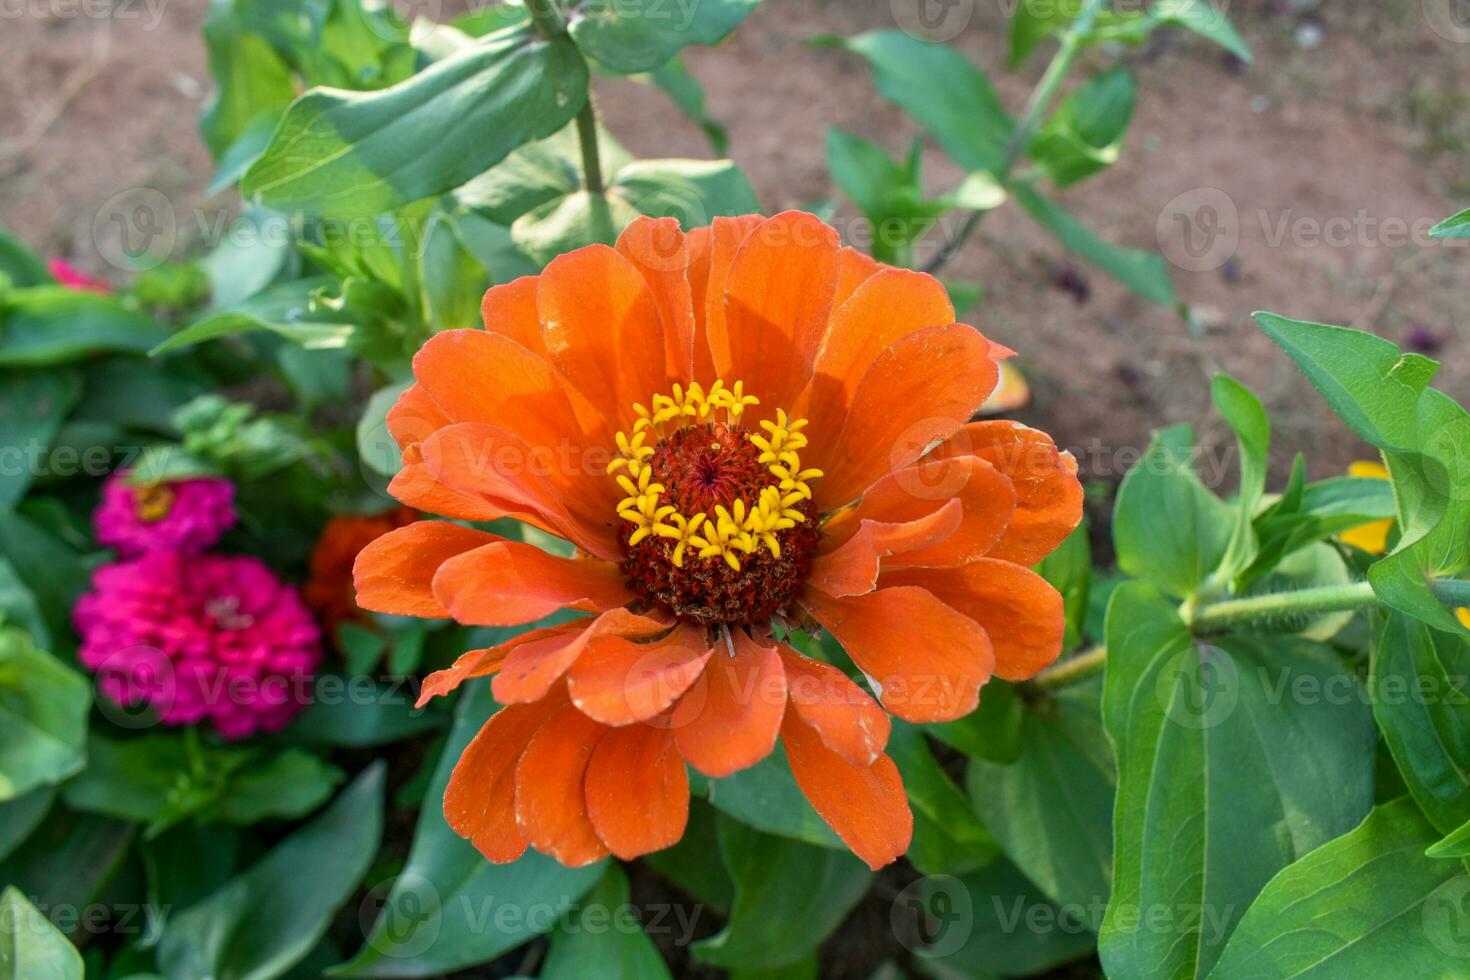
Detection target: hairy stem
<box><xmin>1028</xmin><ymin>577</ymin><xmax>1470</xmax><ymax>692</ymax></box>
<box><xmin>922</xmin><ymin>0</ymin><xmax>1106</xmax><ymax>275</ymax></box>
<box><xmin>525</xmin><ymin>0</ymin><xmax>603</xmax><ymax>195</ymax></box>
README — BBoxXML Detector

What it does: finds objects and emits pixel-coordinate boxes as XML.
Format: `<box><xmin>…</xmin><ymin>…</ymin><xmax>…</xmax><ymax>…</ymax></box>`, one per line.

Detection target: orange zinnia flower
<box><xmin>305</xmin><ymin>507</ymin><xmax>419</xmax><ymax>640</ymax></box>
<box><xmin>353</xmin><ymin>212</ymin><xmax>1083</xmax><ymax>870</ymax></box>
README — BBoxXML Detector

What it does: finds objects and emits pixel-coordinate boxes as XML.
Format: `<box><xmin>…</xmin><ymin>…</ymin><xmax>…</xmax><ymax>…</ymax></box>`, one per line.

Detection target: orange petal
<box><xmin>419</xmin><ymin>422</ymin><xmax>621</xmax><ymax>560</ymax></box>
<box><xmin>811</xmin><ymin>323</ymin><xmax>999</xmax><ymax>509</ymax></box>
<box><xmin>801</xmin><ymin>267</ymin><xmax>954</xmax><ymax>442</ymax></box>
<box><xmin>493</xmin><ymin>609</ymin><xmax>671</xmax><ymax>705</ymax></box>
<box><xmin>568</xmin><ymin>624</ymin><xmax>714</xmax><ymax>726</ymax></box>
<box><xmin>672</xmin><ymin>628</ymin><xmax>786</xmax><ymax>777</ymax></box>
<box><xmin>418</xmin><ymin>623</ymin><xmax>585</xmax><ymax>707</ymax></box>
<box><xmin>781</xmin><ymin>710</ymin><xmax>912</xmax><ymax>870</ymax></box>
<box><xmin>444</xmin><ymin>692</ymin><xmax>565</xmax><ymax>863</ymax></box>
<box><xmin>689</xmin><ymin>215</ymin><xmax>764</xmax><ymax>386</ymax></box>
<box><xmin>832</xmin><ymin>246</ymin><xmax>883</xmax><ymax>310</ymax></box>
<box><xmin>718</xmin><ymin>211</ymin><xmax>841</xmax><ymax>411</ymax></box>
<box><xmin>800</xmin><ymin>585</ymin><xmax>993</xmax><ymax>723</ymax></box>
<box><xmin>431</xmin><ymin>540</ymin><xmax>631</xmax><ymax>626</ymax></box>
<box><xmin>515</xmin><ymin>704</ymin><xmax>610</xmax><ymax>866</ymax></box>
<box><xmin>823</xmin><ymin>455</ymin><xmax>1016</xmax><ymax>571</ymax></box>
<box><xmin>388</xmin><ymin>446</ymin><xmax>509</xmax><ymax>523</ymax></box>
<box><xmin>480</xmin><ymin>275</ymin><xmax>547</xmax><ymax>358</ymax></box>
<box><xmin>386</xmin><ymin>383</ymin><xmax>451</xmax><ymax>451</ymax></box>
<box><xmin>413</xmin><ymin>329</ymin><xmax>600</xmax><ymax>479</ymax></box>
<box><xmin>934</xmin><ymin>421</ymin><xmax>1083</xmax><ymax>567</ymax></box>
<box><xmin>807</xmin><ymin>498</ymin><xmax>963</xmax><ymax>598</ymax></box>
<box><xmin>353</xmin><ymin>521</ymin><xmax>501</xmax><ymax>618</ymax></box>
<box><xmin>538</xmin><ymin>244</ymin><xmax>669</xmax><ymax>430</ymax></box>
<box><xmin>883</xmin><ymin>560</ymin><xmax>1065</xmax><ymax>681</ymax></box>
<box><xmin>777</xmin><ymin>644</ymin><xmax>890</xmax><ymax>767</ymax></box>
<box><xmin>616</xmin><ymin>216</ymin><xmax>696</xmax><ymax>382</ymax></box>
<box><xmin>585</xmin><ymin>722</ymin><xmax>690</xmax><ymax>859</ymax></box>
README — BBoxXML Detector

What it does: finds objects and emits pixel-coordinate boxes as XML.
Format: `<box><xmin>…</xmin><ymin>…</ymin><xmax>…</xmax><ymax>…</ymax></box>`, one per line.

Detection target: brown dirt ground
<box><xmin>4</xmin><ymin>0</ymin><xmax>1469</xmax><ymax>496</ymax></box>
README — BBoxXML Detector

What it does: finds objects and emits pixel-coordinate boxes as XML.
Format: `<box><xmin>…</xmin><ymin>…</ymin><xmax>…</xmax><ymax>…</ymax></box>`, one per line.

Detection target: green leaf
<box><xmin>62</xmin><ymin>734</ymin><xmax>343</xmax><ymax>834</ymax></box>
<box><xmin>1014</xmin><ymin>185</ymin><xmax>1175</xmax><ymax>304</ymax></box>
<box><xmin>332</xmin><ymin>683</ymin><xmax>604</xmax><ymax>976</ymax></box>
<box><xmin>1009</xmin><ymin>0</ymin><xmax>1077</xmax><ymax>67</ymax></box>
<box><xmin>1151</xmin><ymin>0</ymin><xmax>1251</xmax><ymax>63</ymax></box>
<box><xmin>0</xmin><ymin>628</ymin><xmax>89</xmax><ymax>802</ymax></box>
<box><xmin>570</xmin><ymin>0</ymin><xmax>760</xmax><ymax>74</ymax></box>
<box><xmin>511</xmin><ymin>190</ymin><xmax>640</xmax><ymax>267</ymax></box>
<box><xmin>1372</xmin><ymin>612</ymin><xmax>1470</xmax><ymax>834</ymax></box>
<box><xmin>814</xmin><ymin>31</ymin><xmax>1013</xmax><ymax>173</ymax></box>
<box><xmin>1253</xmin><ymin>312</ymin><xmax>1433</xmax><ymax>452</ymax></box>
<box><xmin>150</xmin><ymin>276</ymin><xmax>357</xmax><ymax>355</ymax></box>
<box><xmin>968</xmin><ymin>680</ymin><xmax>1114</xmax><ymax>913</ymax></box>
<box><xmin>642</xmin><ymin>798</ymin><xmax>733</xmax><ymax>914</ymax></box>
<box><xmin>698</xmin><ymin>747</ymin><xmax>842</xmax><ymax>848</ymax></box>
<box><xmin>287</xmin><ymin>677</ymin><xmax>445</xmax><ymax>747</ymax></box>
<box><xmin>1113</xmin><ymin>426</ymin><xmax>1234</xmax><ymax>599</ymax></box>
<box><xmin>454</xmin><ymin>120</ymin><xmax>631</xmax><ymax>226</ymax></box>
<box><xmin>1206</xmin><ymin>799</ymin><xmax>1467</xmax><ymax>977</ymax></box>
<box><xmin>243</xmin><ymin>28</ymin><xmax>589</xmax><ymax>218</ymax></box>
<box><xmin>0</xmin><ymin>511</ymin><xmax>86</xmax><ymax>642</ymax></box>
<box><xmin>1100</xmin><ymin>583</ymin><xmax>1377</xmax><ymax>979</ymax></box>
<box><xmin>0</xmin><ymin>788</ymin><xmax>52</xmax><ymax>863</ymax></box>
<box><xmin>0</xmin><ymin>885</ymin><xmax>84</xmax><ymax>980</ymax></box>
<box><xmin>825</xmin><ymin>129</ymin><xmax>947</xmax><ymax>263</ymax></box>
<box><xmin>1431</xmin><ymin>207</ymin><xmax>1470</xmax><ymax>239</ymax></box>
<box><xmin>910</xmin><ymin>860</ymin><xmax>1097</xmax><ymax>975</ymax></box>
<box><xmin>645</xmin><ymin>56</ymin><xmax>727</xmax><ymax>155</ymax></box>
<box><xmin>157</xmin><ymin>763</ymin><xmax>385</xmax><ymax>980</ymax></box>
<box><xmin>612</xmin><ymin>159</ymin><xmax>761</xmax><ymax>227</ymax></box>
<box><xmin>0</xmin><ymin>370</ymin><xmax>81</xmax><ymax>508</ymax></box>
<box><xmin>1211</xmin><ymin>374</ymin><xmax>1270</xmax><ymax>585</ymax></box>
<box><xmin>200</xmin><ymin>9</ymin><xmax>296</xmax><ymax>158</ymax></box>
<box><xmin>691</xmin><ymin>815</ymin><xmax>871</xmax><ymax>971</ymax></box>
<box><xmin>198</xmin><ymin>206</ymin><xmax>292</xmax><ymax>311</ymax></box>
<box><xmin>1036</xmin><ymin>520</ymin><xmax>1091</xmax><ymax>651</ymax></box>
<box><xmin>0</xmin><ymin>288</ymin><xmax>171</xmax><ymax>366</ymax></box>
<box><xmin>542</xmin><ymin>865</ymin><xmax>673</xmax><ymax>980</ymax></box>
<box><xmin>0</xmin><ymin>226</ymin><xmax>53</xmax><ymax>289</ymax></box>
<box><xmin>927</xmin><ymin>681</ymin><xmax>1024</xmax><ymax>763</ymax></box>
<box><xmin>356</xmin><ymin>381</ymin><xmax>412</xmax><ymax>478</ymax></box>
<box><xmin>1029</xmin><ymin>67</ymin><xmax>1135</xmax><ymax>187</ymax></box>
<box><xmin>0</xmin><ymin>809</ymin><xmax>133</xmax><ymax>917</ymax></box>
<box><xmin>1427</xmin><ymin>814</ymin><xmax>1470</xmax><ymax>859</ymax></box>
<box><xmin>888</xmin><ymin>722</ymin><xmax>999</xmax><ymax>876</ymax></box>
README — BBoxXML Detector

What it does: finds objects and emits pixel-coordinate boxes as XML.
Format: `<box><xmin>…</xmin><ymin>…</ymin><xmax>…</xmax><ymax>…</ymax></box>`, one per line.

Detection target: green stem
<box><xmin>574</xmin><ymin>100</ymin><xmax>605</xmax><ymax>196</ymax></box>
<box><xmin>524</xmin><ymin>0</ymin><xmax>603</xmax><ymax>195</ymax></box>
<box><xmin>1028</xmin><ymin>578</ymin><xmax>1470</xmax><ymax>692</ymax></box>
<box><xmin>922</xmin><ymin>0</ymin><xmax>1105</xmax><ymax>275</ymax></box>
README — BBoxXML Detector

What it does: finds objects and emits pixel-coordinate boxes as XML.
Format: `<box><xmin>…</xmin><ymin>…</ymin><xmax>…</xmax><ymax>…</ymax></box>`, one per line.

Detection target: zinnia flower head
<box><xmin>354</xmin><ymin>212</ymin><xmax>1084</xmax><ymax>869</ymax></box>
<box><xmin>95</xmin><ymin>471</ymin><xmax>237</xmax><ymax>557</ymax></box>
<box><xmin>304</xmin><ymin>506</ymin><xmax>418</xmax><ymax>642</ymax></box>
<box><xmin>75</xmin><ymin>551</ymin><xmax>321</xmax><ymax>739</ymax></box>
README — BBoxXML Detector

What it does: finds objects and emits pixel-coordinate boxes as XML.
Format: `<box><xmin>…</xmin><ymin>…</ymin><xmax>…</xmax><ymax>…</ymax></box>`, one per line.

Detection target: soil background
<box><xmin>4</xmin><ymin>0</ymin><xmax>1470</xmax><ymax>496</ymax></box>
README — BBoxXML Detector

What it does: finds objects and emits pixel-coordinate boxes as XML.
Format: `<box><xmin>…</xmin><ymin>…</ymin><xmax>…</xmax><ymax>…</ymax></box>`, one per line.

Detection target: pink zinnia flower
<box><xmin>74</xmin><ymin>551</ymin><xmax>322</xmax><ymax>739</ymax></box>
<box><xmin>47</xmin><ymin>258</ymin><xmax>110</xmax><ymax>293</ymax></box>
<box><xmin>94</xmin><ymin>472</ymin><xmax>236</xmax><ymax>557</ymax></box>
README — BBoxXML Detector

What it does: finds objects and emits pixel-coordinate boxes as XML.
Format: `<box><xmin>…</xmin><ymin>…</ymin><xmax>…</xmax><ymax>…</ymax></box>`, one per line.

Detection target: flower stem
<box><xmin>1028</xmin><ymin>577</ymin><xmax>1470</xmax><ymax>692</ymax></box>
<box><xmin>922</xmin><ymin>0</ymin><xmax>1106</xmax><ymax>275</ymax></box>
<box><xmin>524</xmin><ymin>0</ymin><xmax>604</xmax><ymax>195</ymax></box>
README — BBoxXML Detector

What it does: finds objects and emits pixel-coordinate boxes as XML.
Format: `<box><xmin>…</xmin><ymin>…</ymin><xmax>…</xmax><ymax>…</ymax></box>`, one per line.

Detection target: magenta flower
<box><xmin>74</xmin><ymin>551</ymin><xmax>322</xmax><ymax>739</ymax></box>
<box><xmin>94</xmin><ymin>472</ymin><xmax>237</xmax><ymax>558</ymax></box>
<box><xmin>47</xmin><ymin>258</ymin><xmax>110</xmax><ymax>293</ymax></box>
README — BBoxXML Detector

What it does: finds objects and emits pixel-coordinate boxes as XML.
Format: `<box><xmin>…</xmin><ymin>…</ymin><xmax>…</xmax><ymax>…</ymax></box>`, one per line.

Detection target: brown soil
<box><xmin>4</xmin><ymin>0</ymin><xmax>1468</xmax><ymax>494</ymax></box>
